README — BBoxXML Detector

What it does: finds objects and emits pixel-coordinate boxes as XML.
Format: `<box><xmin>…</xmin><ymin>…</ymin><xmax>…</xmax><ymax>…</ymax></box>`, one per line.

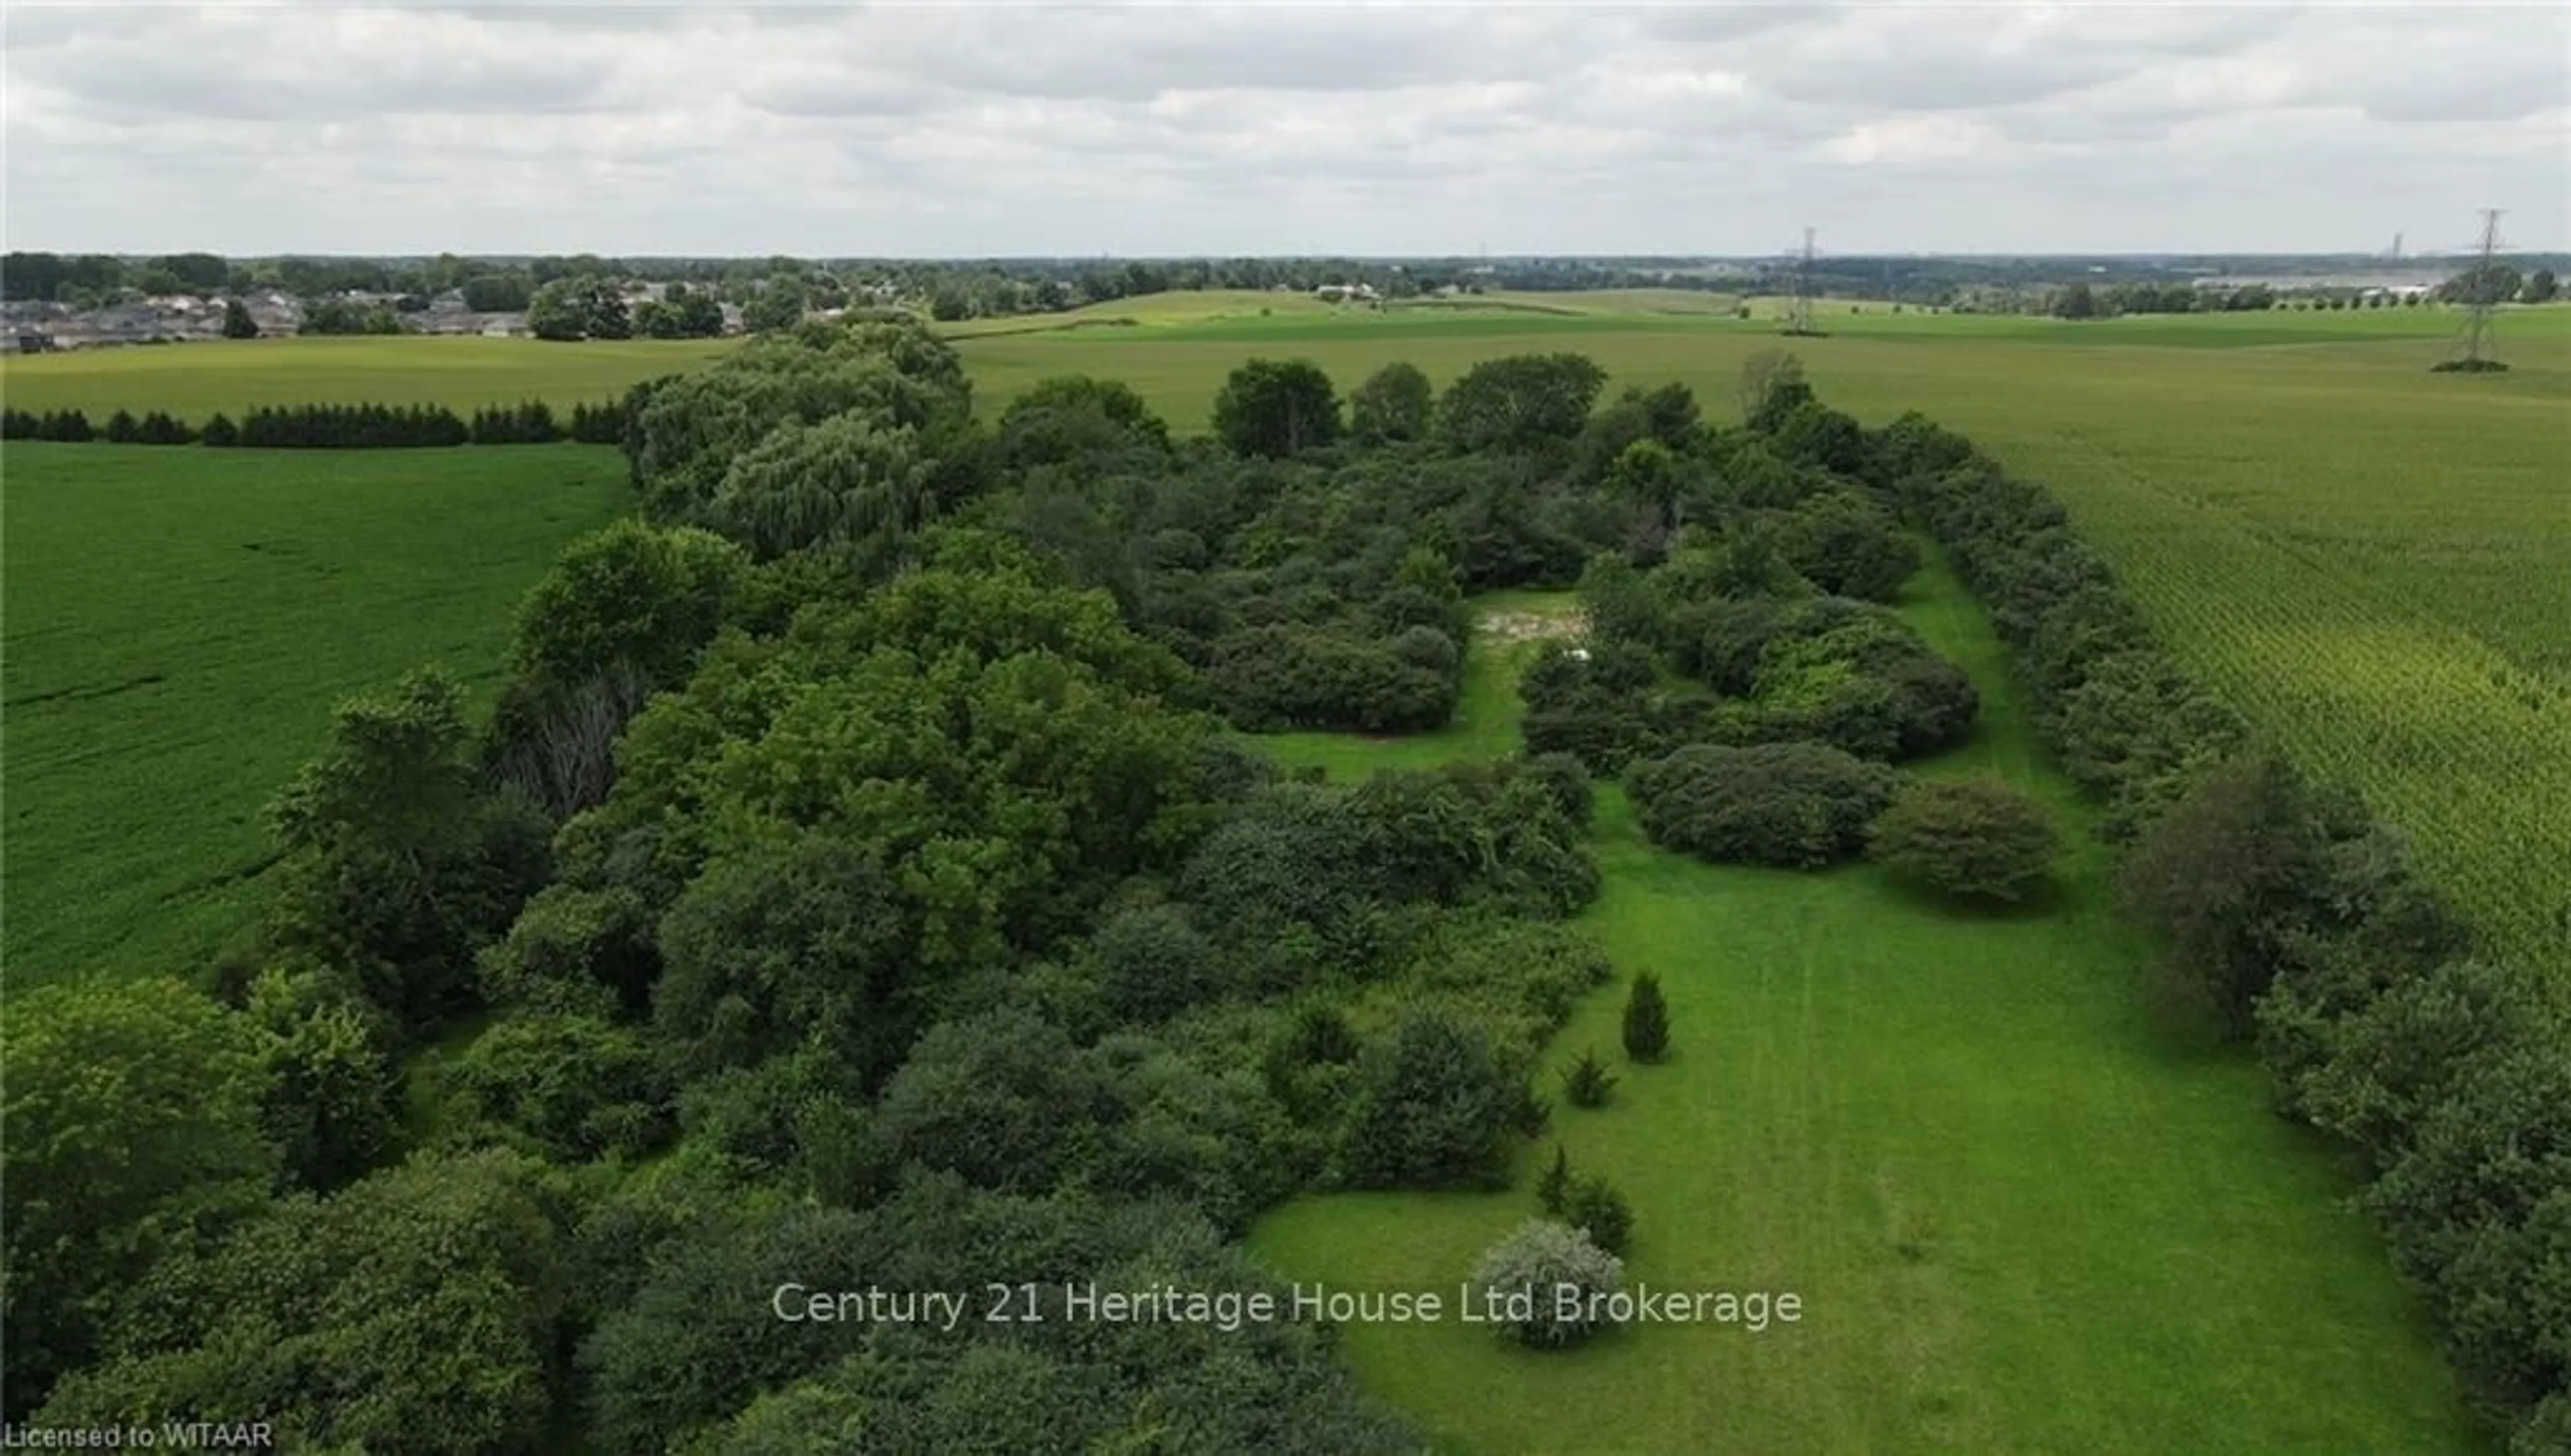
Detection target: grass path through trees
<box><xmin>1245</xmin><ymin>554</ymin><xmax>2483</xmax><ymax>1455</ymax></box>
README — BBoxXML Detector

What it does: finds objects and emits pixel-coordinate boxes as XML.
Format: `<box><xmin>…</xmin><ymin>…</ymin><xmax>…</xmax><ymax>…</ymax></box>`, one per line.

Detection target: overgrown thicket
<box><xmin>1863</xmin><ymin>398</ymin><xmax>2571</xmax><ymax>1449</ymax></box>
<box><xmin>1</xmin><ymin>398</ymin><xmax>631</xmax><ymax>448</ymax></box>
<box><xmin>3</xmin><ymin>316</ymin><xmax>1664</xmax><ymax>1448</ymax></box>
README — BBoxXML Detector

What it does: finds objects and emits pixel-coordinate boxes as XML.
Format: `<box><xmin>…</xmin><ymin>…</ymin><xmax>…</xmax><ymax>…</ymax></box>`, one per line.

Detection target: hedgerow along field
<box><xmin>2</xmin><ymin>443</ymin><xmax>630</xmax><ymax>985</ymax></box>
<box><xmin>1246</xmin><ymin>562</ymin><xmax>2482</xmax><ymax>1455</ymax></box>
<box><xmin>952</xmin><ymin>298</ymin><xmax>2571</xmax><ymax>965</ymax></box>
<box><xmin>0</xmin><ymin>334</ymin><xmax>732</xmax><ymax>421</ymax></box>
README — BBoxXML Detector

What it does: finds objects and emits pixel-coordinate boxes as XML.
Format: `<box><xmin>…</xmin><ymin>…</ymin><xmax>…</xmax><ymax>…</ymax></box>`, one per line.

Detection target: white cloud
<box><xmin>2</xmin><ymin>3</ymin><xmax>2562</xmax><ymax>255</ymax></box>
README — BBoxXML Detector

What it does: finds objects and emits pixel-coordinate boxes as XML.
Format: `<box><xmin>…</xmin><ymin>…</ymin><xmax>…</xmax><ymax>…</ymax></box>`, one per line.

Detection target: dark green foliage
<box><xmin>998</xmin><ymin>374</ymin><xmax>1171</xmax><ymax>468</ymax></box>
<box><xmin>1869</xmin><ymin>778</ymin><xmax>2057</xmax><ymax>902</ymax></box>
<box><xmin>1523</xmin><ymin>750</ymin><xmax>1595</xmax><ymax>827</ymax></box>
<box><xmin>37</xmin><ymin>408</ymin><xmax>93</xmax><ymax>441</ymax></box>
<box><xmin>2118</xmin><ymin>755</ymin><xmax>2331</xmax><ymax>1034</ymax></box>
<box><xmin>1622</xmin><ymin>973</ymin><xmax>1670</xmax><ymax>1062</ymax></box>
<box><xmin>566</xmin><ymin>398</ymin><xmax>629</xmax><ymax>444</ymax></box>
<box><xmin>1561</xmin><ymin>1047</ymin><xmax>1618</xmax><ymax>1107</ymax></box>
<box><xmin>37</xmin><ymin>1150</ymin><xmax>572</xmax><ymax>1455</ymax></box>
<box><xmin>1211</xmin><ymin>623</ymin><xmax>1456</xmax><ymax>733</ymax></box>
<box><xmin>1437</xmin><ymin>353</ymin><xmax>1609</xmax><ymax>452</ymax></box>
<box><xmin>103</xmin><ymin>408</ymin><xmax>141</xmax><ymax>442</ymax></box>
<box><xmin>1344</xmin><ymin>1008</ymin><xmax>1523</xmax><ymax>1190</ymax></box>
<box><xmin>1628</xmin><ymin>742</ymin><xmax>1899</xmax><ymax>869</ymax></box>
<box><xmin>1562</xmin><ymin>1173</ymin><xmax>1635</xmax><ymax>1256</ymax></box>
<box><xmin>1776</xmin><ymin>489</ymin><xmax>1920</xmax><ymax>600</ymax></box>
<box><xmin>1093</xmin><ymin>900</ymin><xmax>1223</xmax><ymax>1020</ymax></box>
<box><xmin>1350</xmin><ymin>360</ymin><xmax>1435</xmax><ymax>442</ymax></box>
<box><xmin>875</xmin><ymin>1011</ymin><xmax>1096</xmax><ymax>1190</ymax></box>
<box><xmin>469</xmin><ymin>400</ymin><xmax>560</xmax><ymax>444</ymax></box>
<box><xmin>299</xmin><ymin>297</ymin><xmax>403</xmax><ymax>335</ymax></box>
<box><xmin>461</xmin><ymin>272</ymin><xmax>534</xmax><ymax>312</ymax></box>
<box><xmin>198</xmin><ymin>412</ymin><xmax>238</xmax><ymax>447</ymax></box>
<box><xmin>220</xmin><ymin>297</ymin><xmax>258</xmax><ymax>337</ymax></box>
<box><xmin>236</xmin><ymin>402</ymin><xmax>470</xmax><ymax>448</ymax></box>
<box><xmin>1213</xmin><ymin>357</ymin><xmax>1341</xmax><ymax>457</ymax></box>
<box><xmin>1539</xmin><ymin>1143</ymin><xmax>1573</xmax><ymax>1215</ymax></box>
<box><xmin>266</xmin><ymin>668</ymin><xmax>550</xmax><ymax>1038</ymax></box>
<box><xmin>654</xmin><ymin>834</ymin><xmax>917</xmax><ymax>1088</ymax></box>
<box><xmin>528</xmin><ymin>275</ymin><xmax>631</xmax><ymax>341</ymax></box>
<box><xmin>0</xmin><ymin>407</ymin><xmax>36</xmax><ymax>438</ymax></box>
<box><xmin>133</xmin><ymin>410</ymin><xmax>196</xmax><ymax>444</ymax></box>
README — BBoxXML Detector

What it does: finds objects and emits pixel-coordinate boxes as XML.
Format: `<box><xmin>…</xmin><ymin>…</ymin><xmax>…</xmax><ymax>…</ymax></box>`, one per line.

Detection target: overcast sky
<box><xmin>5</xmin><ymin>3</ymin><xmax>2564</xmax><ymax>258</ymax></box>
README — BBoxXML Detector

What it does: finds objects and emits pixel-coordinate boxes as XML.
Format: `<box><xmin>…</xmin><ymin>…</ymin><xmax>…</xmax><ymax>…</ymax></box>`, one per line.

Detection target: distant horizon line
<box><xmin>11</xmin><ymin>248</ymin><xmax>2565</xmax><ymax>265</ymax></box>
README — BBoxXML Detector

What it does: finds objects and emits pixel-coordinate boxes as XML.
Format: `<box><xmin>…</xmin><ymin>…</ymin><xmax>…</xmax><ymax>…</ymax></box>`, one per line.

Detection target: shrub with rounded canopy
<box><xmin>1213</xmin><ymin>357</ymin><xmax>1340</xmax><ymax>458</ymax></box>
<box><xmin>1628</xmin><ymin>741</ymin><xmax>1899</xmax><ymax>868</ymax></box>
<box><xmin>1344</xmin><ymin>1007</ymin><xmax>1521</xmax><ymax>1189</ymax></box>
<box><xmin>1869</xmin><ymin>778</ymin><xmax>2057</xmax><ymax>902</ymax></box>
<box><xmin>1470</xmin><ymin>1218</ymin><xmax>1624</xmax><ymax>1349</ymax></box>
<box><xmin>1349</xmin><ymin>360</ymin><xmax>1433</xmax><ymax>442</ymax></box>
<box><xmin>511</xmin><ymin>517</ymin><xmax>746</xmax><ymax>689</ymax></box>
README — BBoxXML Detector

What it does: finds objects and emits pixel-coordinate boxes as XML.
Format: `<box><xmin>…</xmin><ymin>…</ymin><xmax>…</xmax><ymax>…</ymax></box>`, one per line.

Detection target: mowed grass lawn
<box><xmin>957</xmin><ymin>301</ymin><xmax>2571</xmax><ymax>964</ymax></box>
<box><xmin>3</xmin><ymin>443</ymin><xmax>630</xmax><ymax>985</ymax></box>
<box><xmin>0</xmin><ymin>334</ymin><xmax>734</xmax><ymax>421</ymax></box>
<box><xmin>1246</xmin><ymin>558</ymin><xmax>2482</xmax><ymax>1454</ymax></box>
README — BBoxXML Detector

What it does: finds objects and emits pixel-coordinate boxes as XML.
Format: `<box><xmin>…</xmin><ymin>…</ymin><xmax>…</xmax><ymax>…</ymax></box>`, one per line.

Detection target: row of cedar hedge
<box><xmin>1</xmin><ymin>399</ymin><xmax>630</xmax><ymax>448</ymax></box>
<box><xmin>1848</xmin><ymin>404</ymin><xmax>2570</xmax><ymax>1451</ymax></box>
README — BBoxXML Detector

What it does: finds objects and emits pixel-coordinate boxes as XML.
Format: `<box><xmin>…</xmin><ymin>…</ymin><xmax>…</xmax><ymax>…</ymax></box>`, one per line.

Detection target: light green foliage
<box><xmin>707</xmin><ymin>412</ymin><xmax>935</xmax><ymax>562</ymax></box>
<box><xmin>1349</xmin><ymin>360</ymin><xmax>1433</xmax><ymax>442</ymax></box>
<box><xmin>510</xmin><ymin>517</ymin><xmax>746</xmax><ymax>687</ymax></box>
<box><xmin>1470</xmin><ymin>1218</ymin><xmax>1623</xmax><ymax>1349</ymax></box>
<box><xmin>2</xmin><ymin>979</ymin><xmax>278</xmax><ymax>1410</ymax></box>
<box><xmin>244</xmin><ymin>963</ymin><xmax>402</xmax><ymax>1190</ymax></box>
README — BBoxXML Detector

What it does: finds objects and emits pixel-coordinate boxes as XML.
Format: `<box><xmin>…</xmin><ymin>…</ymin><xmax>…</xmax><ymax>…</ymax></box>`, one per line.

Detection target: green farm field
<box><xmin>1</xmin><ymin>443</ymin><xmax>630</xmax><ymax>985</ymax></box>
<box><xmin>1246</xmin><ymin>563</ymin><xmax>2483</xmax><ymax>1455</ymax></box>
<box><xmin>0</xmin><ymin>335</ymin><xmax>734</xmax><ymax>421</ymax></box>
<box><xmin>951</xmin><ymin>299</ymin><xmax>2571</xmax><ymax>963</ymax></box>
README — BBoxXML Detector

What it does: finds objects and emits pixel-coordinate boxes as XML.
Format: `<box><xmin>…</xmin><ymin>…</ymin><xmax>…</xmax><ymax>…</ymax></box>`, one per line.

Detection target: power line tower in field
<box><xmin>2436</xmin><ymin>208</ymin><xmax>2510</xmax><ymax>373</ymax></box>
<box><xmin>1782</xmin><ymin>226</ymin><xmax>1823</xmax><ymax>337</ymax></box>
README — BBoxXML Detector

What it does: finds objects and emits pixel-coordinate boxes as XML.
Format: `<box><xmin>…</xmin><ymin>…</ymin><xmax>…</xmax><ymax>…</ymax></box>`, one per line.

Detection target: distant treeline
<box><xmin>1</xmin><ymin>400</ymin><xmax>630</xmax><ymax>448</ymax></box>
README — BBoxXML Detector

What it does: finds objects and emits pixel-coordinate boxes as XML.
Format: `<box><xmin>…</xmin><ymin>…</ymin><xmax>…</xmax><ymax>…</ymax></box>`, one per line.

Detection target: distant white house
<box><xmin>1314</xmin><ymin>282</ymin><xmax>1380</xmax><ymax>304</ymax></box>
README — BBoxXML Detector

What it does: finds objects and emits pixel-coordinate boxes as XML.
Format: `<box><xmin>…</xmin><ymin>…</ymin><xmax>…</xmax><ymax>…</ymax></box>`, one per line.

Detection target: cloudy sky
<box><xmin>5</xmin><ymin>3</ymin><xmax>2564</xmax><ymax>258</ymax></box>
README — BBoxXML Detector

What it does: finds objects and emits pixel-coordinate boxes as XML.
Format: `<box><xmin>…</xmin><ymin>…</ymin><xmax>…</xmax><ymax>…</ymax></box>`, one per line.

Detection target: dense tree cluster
<box><xmin>235</xmin><ymin>402</ymin><xmax>472</xmax><ymax>448</ymax></box>
<box><xmin>468</xmin><ymin>400</ymin><xmax>561</xmax><ymax>444</ymax></box>
<box><xmin>299</xmin><ymin>297</ymin><xmax>403</xmax><ymax>335</ymax></box>
<box><xmin>3</xmin><ymin>317</ymin><xmax>1642</xmax><ymax>1447</ymax></box>
<box><xmin>1866</xmin><ymin>394</ymin><xmax>2570</xmax><ymax>1449</ymax></box>
<box><xmin>528</xmin><ymin>276</ymin><xmax>634</xmax><ymax>341</ymax></box>
<box><xmin>11</xmin><ymin>397</ymin><xmax>632</xmax><ymax>451</ymax></box>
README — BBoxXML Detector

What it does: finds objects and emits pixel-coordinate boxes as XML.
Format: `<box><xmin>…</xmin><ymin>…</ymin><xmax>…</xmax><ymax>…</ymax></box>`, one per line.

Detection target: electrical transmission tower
<box><xmin>1782</xmin><ymin>226</ymin><xmax>1820</xmax><ymax>336</ymax></box>
<box><xmin>2454</xmin><ymin>208</ymin><xmax>2506</xmax><ymax>369</ymax></box>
